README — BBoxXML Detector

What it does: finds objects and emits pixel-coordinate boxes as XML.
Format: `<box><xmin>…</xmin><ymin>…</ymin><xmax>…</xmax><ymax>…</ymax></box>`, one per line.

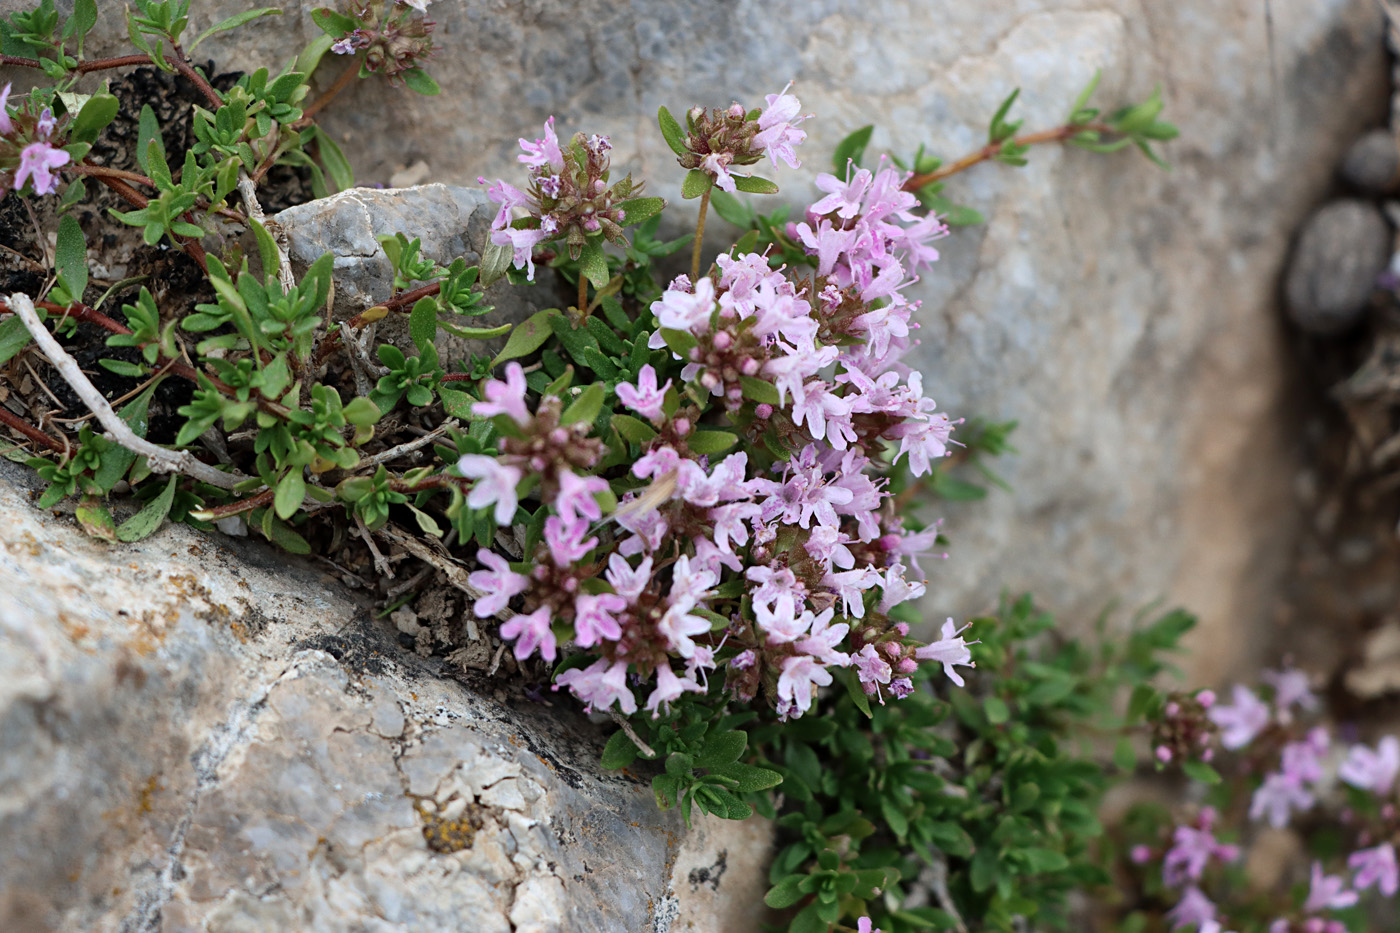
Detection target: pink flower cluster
<box><xmin>460</xmin><ymin>108</ymin><xmax>973</xmax><ymax>723</ymax></box>
<box><xmin>480</xmin><ymin>117</ymin><xmax>632</xmax><ymax>279</ymax></box>
<box><xmin>1144</xmin><ymin>668</ymin><xmax>1400</xmax><ymax>930</ymax></box>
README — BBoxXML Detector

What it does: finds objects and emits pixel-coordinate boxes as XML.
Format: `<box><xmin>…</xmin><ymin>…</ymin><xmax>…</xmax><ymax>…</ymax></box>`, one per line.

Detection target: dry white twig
<box><xmin>356</xmin><ymin>420</ymin><xmax>457</xmax><ymax>471</ymax></box>
<box><xmin>237</xmin><ymin>172</ymin><xmax>296</xmax><ymax>296</ymax></box>
<box><xmin>9</xmin><ymin>292</ymin><xmax>248</xmax><ymax>490</ymax></box>
<box><xmin>378</xmin><ymin>525</ymin><xmax>508</xmax><ymax>632</ymax></box>
<box><xmin>608</xmin><ymin>711</ymin><xmax>657</xmax><ymax>759</ymax></box>
<box><xmin>355</xmin><ymin>511</ymin><xmax>395</xmax><ymax>579</ymax></box>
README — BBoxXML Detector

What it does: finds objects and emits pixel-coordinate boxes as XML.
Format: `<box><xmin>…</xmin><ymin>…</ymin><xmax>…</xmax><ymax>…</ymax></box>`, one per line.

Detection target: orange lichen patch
<box><xmin>4</xmin><ymin>531</ymin><xmax>43</xmax><ymax>557</ymax></box>
<box><xmin>57</xmin><ymin>611</ymin><xmax>93</xmax><ymax>646</ymax></box>
<box><xmin>136</xmin><ymin>774</ymin><xmax>160</xmax><ymax>814</ymax></box>
<box><xmin>536</xmin><ymin>755</ymin><xmax>556</xmax><ymax>772</ymax></box>
<box><xmin>415</xmin><ymin>799</ymin><xmax>485</xmax><ymax>854</ymax></box>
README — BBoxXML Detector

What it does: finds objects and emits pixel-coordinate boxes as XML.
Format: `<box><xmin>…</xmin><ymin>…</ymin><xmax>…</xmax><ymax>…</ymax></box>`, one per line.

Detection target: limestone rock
<box><xmin>270</xmin><ymin>185</ymin><xmax>555</xmax><ymax>363</ymax></box>
<box><xmin>1339</xmin><ymin>128</ymin><xmax>1400</xmax><ymax>193</ymax></box>
<box><xmin>0</xmin><ymin>461</ymin><xmax>769</xmax><ymax>933</ymax></box>
<box><xmin>1285</xmin><ymin>199</ymin><xmax>1390</xmax><ymax>335</ymax></box>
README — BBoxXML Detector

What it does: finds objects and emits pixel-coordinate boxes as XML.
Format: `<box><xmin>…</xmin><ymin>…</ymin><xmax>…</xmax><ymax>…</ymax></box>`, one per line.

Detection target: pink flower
<box><xmin>544</xmin><ymin>515</ymin><xmax>597</xmax><ymax>564</ymax></box>
<box><xmin>14</xmin><ymin>141</ymin><xmax>70</xmax><ymax>196</ymax></box>
<box><xmin>0</xmin><ymin>83</ymin><xmax>13</xmax><ymax>136</ymax></box>
<box><xmin>656</xmin><ymin>600</ymin><xmax>710</xmax><ymax>659</ymax></box>
<box><xmin>776</xmin><ymin>655</ymin><xmax>832</xmax><ymax>719</ymax></box>
<box><xmin>753</xmin><ymin>82</ymin><xmax>807</xmax><ymax>169</ymax></box>
<box><xmin>648</xmin><ymin>277</ymin><xmax>717</xmax><ymax>344</ymax></box>
<box><xmin>1304</xmin><ymin>861</ymin><xmax>1358</xmax><ymax>912</ymax></box>
<box><xmin>915</xmin><ymin>618</ymin><xmax>977</xmax><ymax>688</ymax></box>
<box><xmin>490</xmin><ymin>224</ymin><xmax>552</xmax><ymax>281</ymax></box>
<box><xmin>1166</xmin><ymin>886</ymin><xmax>1216</xmax><ymax>930</ymax></box>
<box><xmin>480</xmin><ymin>176</ymin><xmax>532</xmax><ymax>230</ymax></box>
<box><xmin>606</xmin><ymin>553</ymin><xmax>652</xmax><ymax>601</ymax></box>
<box><xmin>616</xmin><ymin>364</ymin><xmax>672</xmax><ymax>422</ymax></box>
<box><xmin>1262</xmin><ymin>667</ymin><xmax>1318</xmax><ymax>719</ymax></box>
<box><xmin>856</xmin><ymin>919</ymin><xmax>882</xmax><ymax>933</ymax></box>
<box><xmin>557</xmin><ymin>469</ymin><xmax>608</xmax><ymax>526</ymax></box>
<box><xmin>1349</xmin><ymin>843</ymin><xmax>1399</xmax><ymax>897</ymax></box>
<box><xmin>518</xmin><ymin>116</ymin><xmax>564</xmax><ymax>173</ymax></box>
<box><xmin>572</xmin><ymin>592</ymin><xmax>626</xmax><ymax>647</ymax></box>
<box><xmin>645</xmin><ymin>661</ymin><xmax>703</xmax><ymax>715</ymax></box>
<box><xmin>809</xmin><ymin>168</ymin><xmax>872</xmax><ymax>221</ymax></box>
<box><xmin>1162</xmin><ymin>809</ymin><xmax>1239</xmax><ymax>886</ymax></box>
<box><xmin>756</xmin><ymin>592</ymin><xmax>811</xmax><ymax>645</ymax></box>
<box><xmin>1208</xmin><ymin>685</ymin><xmax>1270</xmax><ymax>750</ymax></box>
<box><xmin>1249</xmin><ymin>772</ymin><xmax>1313</xmax><ymax>828</ymax></box>
<box><xmin>701</xmin><ymin>152</ymin><xmax>737</xmax><ymax>192</ymax></box>
<box><xmin>499</xmin><ymin>606</ymin><xmax>557</xmax><ymax>663</ymax></box>
<box><xmin>473</xmin><ymin>361</ymin><xmax>531</xmax><ymax>424</ymax></box>
<box><xmin>457</xmin><ymin>455</ymin><xmax>522</xmax><ymax>525</ymax></box>
<box><xmin>796</xmin><ymin>609</ymin><xmax>850</xmax><ymax>667</ymax></box>
<box><xmin>1339</xmin><ymin>736</ymin><xmax>1400</xmax><ymax>795</ymax></box>
<box><xmin>467</xmin><ymin>549</ymin><xmax>528</xmax><ymax>617</ymax></box>
<box><xmin>854</xmin><ymin>644</ymin><xmax>893</xmax><ymax>700</ymax></box>
<box><xmin>556</xmin><ymin>658</ymin><xmax>636</xmax><ymax>714</ymax></box>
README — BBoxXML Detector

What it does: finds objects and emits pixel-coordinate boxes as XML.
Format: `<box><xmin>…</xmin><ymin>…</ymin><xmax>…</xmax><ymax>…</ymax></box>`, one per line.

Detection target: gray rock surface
<box><xmin>0</xmin><ymin>0</ymin><xmax>1389</xmax><ymax>685</ymax></box>
<box><xmin>0</xmin><ymin>461</ymin><xmax>770</xmax><ymax>933</ymax></box>
<box><xmin>1285</xmin><ymin>199</ymin><xmax>1391</xmax><ymax>335</ymax></box>
<box><xmin>1339</xmin><ymin>128</ymin><xmax>1400</xmax><ymax>193</ymax></box>
<box><xmin>270</xmin><ymin>184</ymin><xmax>554</xmax><ymax>363</ymax></box>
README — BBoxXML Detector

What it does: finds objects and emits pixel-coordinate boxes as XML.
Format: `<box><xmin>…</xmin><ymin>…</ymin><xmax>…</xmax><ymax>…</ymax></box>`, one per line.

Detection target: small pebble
<box><xmin>1340</xmin><ymin>129</ymin><xmax>1400</xmax><ymax>194</ymax></box>
<box><xmin>1284</xmin><ymin>199</ymin><xmax>1391</xmax><ymax>336</ymax></box>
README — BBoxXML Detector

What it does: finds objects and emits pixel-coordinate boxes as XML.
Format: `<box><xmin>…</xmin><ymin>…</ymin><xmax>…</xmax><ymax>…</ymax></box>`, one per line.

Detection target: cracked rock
<box><xmin>0</xmin><ymin>460</ymin><xmax>771</xmax><ymax>932</ymax></box>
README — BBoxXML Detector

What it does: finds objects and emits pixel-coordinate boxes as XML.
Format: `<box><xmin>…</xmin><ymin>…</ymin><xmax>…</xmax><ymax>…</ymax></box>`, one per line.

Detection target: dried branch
<box><xmin>237</xmin><ymin>171</ymin><xmax>296</xmax><ymax>295</ymax></box>
<box><xmin>355</xmin><ymin>421</ymin><xmax>457</xmax><ymax>472</ymax></box>
<box><xmin>8</xmin><ymin>292</ymin><xmax>247</xmax><ymax>489</ymax></box>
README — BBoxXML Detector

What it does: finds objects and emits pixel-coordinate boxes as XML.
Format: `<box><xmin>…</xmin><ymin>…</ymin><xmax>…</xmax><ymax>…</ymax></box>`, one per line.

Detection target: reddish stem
<box><xmin>299</xmin><ymin>63</ymin><xmax>360</xmax><ymax>124</ymax></box>
<box><xmin>2</xmin><ymin>51</ymin><xmax>221</xmax><ymax>108</ymax></box>
<box><xmin>902</xmin><ymin>122</ymin><xmax>1117</xmax><ymax>190</ymax></box>
<box><xmin>0</xmin><ymin>405</ymin><xmax>65</xmax><ymax>453</ymax></box>
<box><xmin>195</xmin><ymin>487</ymin><xmax>274</xmax><ymax>519</ymax></box>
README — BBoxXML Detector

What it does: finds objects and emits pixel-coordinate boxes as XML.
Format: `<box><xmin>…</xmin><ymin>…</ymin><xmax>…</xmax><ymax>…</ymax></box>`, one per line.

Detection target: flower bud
<box><xmin>754</xmin><ymin>403</ymin><xmax>773</xmax><ymax>419</ymax></box>
<box><xmin>892</xmin><ymin>622</ymin><xmax>909</xmax><ymax>637</ymax></box>
<box><xmin>1129</xmin><ymin>845</ymin><xmax>1152</xmax><ymax>864</ymax></box>
<box><xmin>712</xmin><ymin>331</ymin><xmax>733</xmax><ymax>350</ymax></box>
<box><xmin>740</xmin><ymin>358</ymin><xmax>760</xmax><ymax>376</ymax></box>
<box><xmin>1196</xmin><ymin>689</ymin><xmax>1215</xmax><ymax>709</ymax></box>
<box><xmin>895</xmin><ymin>658</ymin><xmax>917</xmax><ymax>675</ymax></box>
<box><xmin>1154</xmin><ymin>745</ymin><xmax>1173</xmax><ymax>763</ymax></box>
<box><xmin>673</xmin><ymin>418</ymin><xmax>691</xmax><ymax>436</ymax></box>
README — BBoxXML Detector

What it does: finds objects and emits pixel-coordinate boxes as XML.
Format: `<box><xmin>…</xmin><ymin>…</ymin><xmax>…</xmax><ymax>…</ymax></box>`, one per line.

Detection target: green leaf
<box><xmin>1182</xmin><ymin>760</ymin><xmax>1222</xmax><ymax>785</ymax></box>
<box><xmin>687</xmin><ymin>430</ymin><xmax>737</xmax><ymax>455</ymax></box>
<box><xmin>437</xmin><ymin>320</ymin><xmax>512</xmax><ymax>341</ymax></box>
<box><xmin>409</xmin><ymin>296</ymin><xmax>438</xmax><ymax>353</ymax></box>
<box><xmin>731</xmin><ymin>175</ymin><xmax>779</xmax><ymax>195</ymax></box>
<box><xmin>709</xmin><ymin>762</ymin><xmax>783</xmax><ymax>793</ymax></box>
<box><xmin>0</xmin><ymin>316</ymin><xmax>32</xmax><ymax>366</ymax></box>
<box><xmin>274</xmin><ymin>470</ymin><xmax>305</xmax><ymax>521</ymax></box>
<box><xmin>577</xmin><ymin>237</ymin><xmax>610</xmax><ymax>292</ymax></box>
<box><xmin>764</xmin><ymin>875</ymin><xmax>806</xmax><ymax>909</ymax></box>
<box><xmin>491</xmin><ymin>308</ymin><xmax>561</xmax><ymax>366</ymax></box>
<box><xmin>696</xmin><ymin>730</ymin><xmax>746</xmax><ymax>768</ymax></box>
<box><xmin>841</xmin><ymin>665</ymin><xmax>873</xmax><ymax>718</ymax></box>
<box><xmin>310</xmin><ymin>8</ymin><xmax>358</xmax><ymax>36</ymax></box>
<box><xmin>76</xmin><ymin>498</ymin><xmax>118</xmax><ymax>542</ymax></box>
<box><xmin>657</xmin><ymin>327</ymin><xmax>697</xmax><ymax>358</ymax></box>
<box><xmin>401</xmin><ymin>67</ymin><xmax>440</xmax><ymax>96</ymax></box>
<box><xmin>54</xmin><ymin>215</ymin><xmax>87</xmax><ymax>301</ymax></box>
<box><xmin>67</xmin><ymin>92</ymin><xmax>118</xmax><ymax>146</ymax></box>
<box><xmin>657</xmin><ymin>106</ymin><xmax>688</xmax><ymax>156</ymax></box>
<box><xmin>611</xmin><ymin>414</ymin><xmax>657</xmax><ymax>444</ymax></box>
<box><xmin>99</xmin><ymin>359</ymin><xmax>147</xmax><ymax>377</ymax></box>
<box><xmin>136</xmin><ymin>104</ymin><xmax>164</xmax><ymax>178</ymax></box>
<box><xmin>738</xmin><ymin>375</ymin><xmax>780</xmax><ymax>406</ymax></box>
<box><xmin>790</xmin><ymin>902</ymin><xmax>826</xmax><ymax>933</ymax></box>
<box><xmin>708</xmin><ymin>190</ymin><xmax>754</xmax><ymax>228</ymax></box>
<box><xmin>68</xmin><ymin>0</ymin><xmax>98</xmax><ymax>45</ymax></box>
<box><xmin>832</xmin><ymin>124</ymin><xmax>875</xmax><ymax>173</ymax></box>
<box><xmin>1020</xmin><ymin>847</ymin><xmax>1070</xmax><ymax>874</ymax></box>
<box><xmin>313</xmin><ymin>126</ymin><xmax>354</xmax><ymax>191</ymax></box>
<box><xmin>438</xmin><ymin>387</ymin><xmax>476</xmax><ymax>419</ymax></box>
<box><xmin>681</xmin><ymin>169</ymin><xmax>714</xmax><ymax>200</ymax></box>
<box><xmin>880</xmin><ymin>797</ymin><xmax>909</xmax><ymax>838</ymax></box>
<box><xmin>984</xmin><ymin>695</ymin><xmax>1010</xmax><ymax>725</ymax></box>
<box><xmin>969</xmin><ymin>846</ymin><xmax>1000</xmax><ymax>893</ymax></box>
<box><xmin>601</xmin><ymin>729</ymin><xmax>641</xmax><ymax>769</ymax></box>
<box><xmin>561</xmin><ymin>382</ymin><xmax>605</xmax><ymax>426</ymax></box>
<box><xmin>614</xmin><ymin>197</ymin><xmax>665</xmax><ymax>228</ymax></box>
<box><xmin>479</xmin><ymin>239</ymin><xmax>514</xmax><ymax>288</ymax></box>
<box><xmin>116</xmin><ymin>474</ymin><xmax>178</xmax><ymax>542</ymax></box>
<box><xmin>1113</xmin><ymin>738</ymin><xmax>1136</xmax><ymax>772</ymax></box>
<box><xmin>189</xmin><ymin>7</ymin><xmax>281</xmax><ymax>51</ymax></box>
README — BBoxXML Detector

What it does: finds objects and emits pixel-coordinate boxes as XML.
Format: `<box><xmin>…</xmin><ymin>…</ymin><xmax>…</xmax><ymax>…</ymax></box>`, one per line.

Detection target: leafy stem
<box><xmin>690</xmin><ymin>185</ymin><xmax>711</xmax><ymax>283</ymax></box>
<box><xmin>903</xmin><ymin>121</ymin><xmax>1116</xmax><ymax>190</ymax></box>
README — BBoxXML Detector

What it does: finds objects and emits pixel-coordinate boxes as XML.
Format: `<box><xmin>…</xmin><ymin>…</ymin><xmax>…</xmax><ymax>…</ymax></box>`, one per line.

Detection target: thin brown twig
<box><xmin>0</xmin><ymin>404</ymin><xmax>64</xmax><ymax>453</ymax></box>
<box><xmin>902</xmin><ymin>121</ymin><xmax>1117</xmax><ymax>190</ymax></box>
<box><xmin>298</xmin><ymin>63</ymin><xmax>360</xmax><ymax>124</ymax></box>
